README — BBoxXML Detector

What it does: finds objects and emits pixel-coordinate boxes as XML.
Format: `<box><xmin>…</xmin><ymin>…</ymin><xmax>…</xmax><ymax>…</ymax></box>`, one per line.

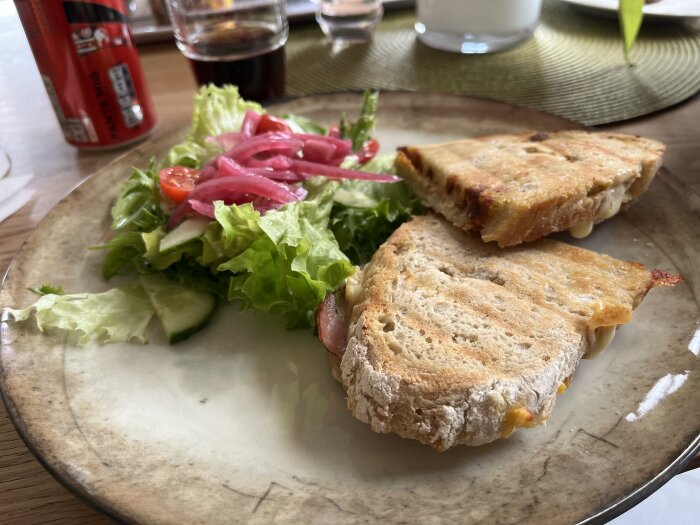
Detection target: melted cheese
<box><xmin>597</xmin><ymin>184</ymin><xmax>627</xmax><ymax>221</ymax></box>
<box><xmin>501</xmin><ymin>407</ymin><xmax>534</xmax><ymax>438</ymax></box>
<box><xmin>584</xmin><ymin>325</ymin><xmax>617</xmax><ymax>359</ymax></box>
<box><xmin>557</xmin><ymin>377</ymin><xmax>572</xmax><ymax>394</ymax></box>
<box><xmin>568</xmin><ymin>183</ymin><xmax>630</xmax><ymax>239</ymax></box>
<box><xmin>344</xmin><ymin>268</ymin><xmax>363</xmax><ymax>307</ymax></box>
<box><xmin>569</xmin><ymin>220</ymin><xmax>594</xmax><ymax>239</ymax></box>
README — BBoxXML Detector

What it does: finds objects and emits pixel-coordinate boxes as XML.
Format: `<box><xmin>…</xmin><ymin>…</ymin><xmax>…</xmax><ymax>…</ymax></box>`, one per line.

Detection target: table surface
<box><xmin>1</xmin><ymin>5</ymin><xmax>699</xmax><ymax>524</ymax></box>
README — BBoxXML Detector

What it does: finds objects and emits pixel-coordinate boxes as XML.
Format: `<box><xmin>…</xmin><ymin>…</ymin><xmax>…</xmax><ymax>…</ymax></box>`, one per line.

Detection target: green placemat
<box><xmin>286</xmin><ymin>0</ymin><xmax>700</xmax><ymax>125</ymax></box>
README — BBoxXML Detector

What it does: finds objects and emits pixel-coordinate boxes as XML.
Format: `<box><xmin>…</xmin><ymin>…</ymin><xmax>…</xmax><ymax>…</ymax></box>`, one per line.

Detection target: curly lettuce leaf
<box><xmin>189</xmin><ymin>84</ymin><xmax>264</xmax><ymax>143</ymax></box>
<box><xmin>5</xmin><ymin>285</ymin><xmax>155</xmax><ymax>345</ymax></box>
<box><xmin>165</xmin><ymin>142</ymin><xmax>208</xmax><ymax>169</ymax></box>
<box><xmin>161</xmin><ymin>258</ymin><xmax>231</xmax><ymax>299</ymax></box>
<box><xmin>97</xmin><ymin>231</ymin><xmax>147</xmax><ymax>279</ymax></box>
<box><xmin>359</xmin><ymin>153</ymin><xmax>397</xmax><ymax>174</ymax></box>
<box><xmin>331</xmin><ymin>183</ymin><xmax>421</xmax><ymax>265</ymax></box>
<box><xmin>166</xmin><ymin>84</ymin><xmax>264</xmax><ymax>167</ymax></box>
<box><xmin>94</xmin><ymin>160</ymin><xmax>169</xmax><ymax>278</ymax></box>
<box><xmin>282</xmin><ymin>113</ymin><xmax>327</xmax><ymax>135</ymax></box>
<box><xmin>110</xmin><ymin>160</ymin><xmax>164</xmax><ymax>232</ymax></box>
<box><xmin>203</xmin><ymin>185</ymin><xmax>354</xmax><ymax>328</ymax></box>
<box><xmin>330</xmin><ymin>155</ymin><xmax>423</xmax><ymax>265</ymax></box>
<box><xmin>200</xmin><ymin>203</ymin><xmax>264</xmax><ymax>265</ymax></box>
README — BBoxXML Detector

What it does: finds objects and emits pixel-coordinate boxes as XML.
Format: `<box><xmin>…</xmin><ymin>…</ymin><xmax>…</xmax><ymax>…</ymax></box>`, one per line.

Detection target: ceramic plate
<box><xmin>1</xmin><ymin>92</ymin><xmax>699</xmax><ymax>525</ymax></box>
<box><xmin>561</xmin><ymin>0</ymin><xmax>700</xmax><ymax>20</ymax></box>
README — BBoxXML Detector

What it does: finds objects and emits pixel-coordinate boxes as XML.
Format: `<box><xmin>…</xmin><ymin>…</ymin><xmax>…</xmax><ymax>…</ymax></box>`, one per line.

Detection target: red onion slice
<box><xmin>241</xmin><ymin>110</ymin><xmax>261</xmax><ymax>138</ymax></box>
<box><xmin>296</xmin><ymin>133</ymin><xmax>352</xmax><ymax>155</ymax></box>
<box><xmin>217</xmin><ymin>156</ymin><xmax>257</xmax><ymax>178</ymax></box>
<box><xmin>245</xmin><ymin>155</ymin><xmax>295</xmax><ymax>170</ymax></box>
<box><xmin>195</xmin><ymin>175</ymin><xmax>298</xmax><ymax>204</ymax></box>
<box><xmin>249</xmin><ymin>168</ymin><xmax>306</xmax><ymax>182</ymax></box>
<box><xmin>197</xmin><ymin>164</ymin><xmax>217</xmax><ymax>184</ymax></box>
<box><xmin>291</xmin><ymin>159</ymin><xmax>400</xmax><ymax>183</ymax></box>
<box><xmin>302</xmin><ymin>138</ymin><xmax>337</xmax><ymax>164</ymax></box>
<box><xmin>189</xmin><ymin>200</ymin><xmax>215</xmax><ymax>219</ymax></box>
<box><xmin>224</xmin><ymin>132</ymin><xmax>301</xmax><ymax>162</ymax></box>
<box><xmin>167</xmin><ymin>174</ymin><xmax>301</xmax><ymax>229</ymax></box>
<box><xmin>327</xmin><ymin>153</ymin><xmax>348</xmax><ymax>167</ymax></box>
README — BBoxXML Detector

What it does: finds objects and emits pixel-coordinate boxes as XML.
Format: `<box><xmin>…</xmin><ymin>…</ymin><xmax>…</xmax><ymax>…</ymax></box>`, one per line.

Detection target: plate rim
<box><xmin>1</xmin><ymin>90</ymin><xmax>699</xmax><ymax>525</ymax></box>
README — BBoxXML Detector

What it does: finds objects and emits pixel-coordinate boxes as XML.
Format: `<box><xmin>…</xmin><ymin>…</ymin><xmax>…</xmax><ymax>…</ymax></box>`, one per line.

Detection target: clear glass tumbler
<box><xmin>316</xmin><ymin>0</ymin><xmax>383</xmax><ymax>47</ymax></box>
<box><xmin>415</xmin><ymin>0</ymin><xmax>542</xmax><ymax>54</ymax></box>
<box><xmin>165</xmin><ymin>0</ymin><xmax>288</xmax><ymax>101</ymax></box>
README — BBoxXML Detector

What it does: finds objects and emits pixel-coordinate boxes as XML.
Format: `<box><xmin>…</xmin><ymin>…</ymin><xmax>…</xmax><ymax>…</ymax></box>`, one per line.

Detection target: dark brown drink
<box><xmin>188</xmin><ymin>46</ymin><xmax>285</xmax><ymax>102</ymax></box>
<box><xmin>186</xmin><ymin>25</ymin><xmax>285</xmax><ymax>103</ymax></box>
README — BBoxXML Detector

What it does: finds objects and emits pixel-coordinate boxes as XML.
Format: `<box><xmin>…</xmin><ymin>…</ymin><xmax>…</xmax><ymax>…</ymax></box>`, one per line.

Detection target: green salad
<box><xmin>6</xmin><ymin>85</ymin><xmax>421</xmax><ymax>345</ymax></box>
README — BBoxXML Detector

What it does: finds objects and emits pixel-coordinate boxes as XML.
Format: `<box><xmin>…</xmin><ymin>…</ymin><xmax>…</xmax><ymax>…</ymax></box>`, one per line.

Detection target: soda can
<box><xmin>14</xmin><ymin>0</ymin><xmax>157</xmax><ymax>149</ymax></box>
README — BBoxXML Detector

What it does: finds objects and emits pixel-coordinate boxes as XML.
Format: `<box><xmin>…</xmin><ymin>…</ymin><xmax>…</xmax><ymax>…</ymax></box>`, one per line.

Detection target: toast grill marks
<box><xmin>341</xmin><ymin>214</ymin><xmax>669</xmax><ymax>451</ymax></box>
<box><xmin>395</xmin><ymin>131</ymin><xmax>665</xmax><ymax>247</ymax></box>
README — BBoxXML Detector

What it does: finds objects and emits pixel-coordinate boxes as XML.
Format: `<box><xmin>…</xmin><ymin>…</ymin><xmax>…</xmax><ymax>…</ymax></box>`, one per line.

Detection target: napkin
<box><xmin>0</xmin><ymin>175</ymin><xmax>35</xmax><ymax>224</ymax></box>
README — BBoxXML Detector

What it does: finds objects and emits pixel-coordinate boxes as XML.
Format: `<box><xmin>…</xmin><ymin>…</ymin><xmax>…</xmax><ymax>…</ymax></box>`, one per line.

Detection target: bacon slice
<box><xmin>317</xmin><ymin>292</ymin><xmax>349</xmax><ymax>360</ymax></box>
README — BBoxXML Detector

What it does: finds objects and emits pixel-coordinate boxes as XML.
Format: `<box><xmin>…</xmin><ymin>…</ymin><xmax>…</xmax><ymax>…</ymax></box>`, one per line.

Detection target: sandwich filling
<box><xmin>584</xmin><ymin>325</ymin><xmax>618</xmax><ymax>359</ymax></box>
<box><xmin>568</xmin><ymin>180</ymin><xmax>635</xmax><ymax>239</ymax></box>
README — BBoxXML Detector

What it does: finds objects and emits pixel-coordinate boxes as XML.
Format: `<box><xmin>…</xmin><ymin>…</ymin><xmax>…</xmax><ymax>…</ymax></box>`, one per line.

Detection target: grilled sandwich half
<box><xmin>395</xmin><ymin>131</ymin><xmax>665</xmax><ymax>247</ymax></box>
<box><xmin>318</xmin><ymin>214</ymin><xmax>680</xmax><ymax>451</ymax></box>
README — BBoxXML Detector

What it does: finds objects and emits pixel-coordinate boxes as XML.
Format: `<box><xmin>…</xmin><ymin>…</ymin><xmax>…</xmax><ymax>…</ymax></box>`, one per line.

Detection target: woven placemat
<box><xmin>286</xmin><ymin>0</ymin><xmax>700</xmax><ymax>125</ymax></box>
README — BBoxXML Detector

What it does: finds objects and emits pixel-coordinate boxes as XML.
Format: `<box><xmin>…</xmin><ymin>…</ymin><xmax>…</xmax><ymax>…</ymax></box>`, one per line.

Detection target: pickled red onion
<box><xmin>223</xmin><ymin>133</ymin><xmax>301</xmax><ymax>162</ymax></box>
<box><xmin>290</xmin><ymin>159</ymin><xmax>400</xmax><ymax>182</ymax></box>
<box><xmin>241</xmin><ymin>110</ymin><xmax>261</xmax><ymax>137</ymax></box>
<box><xmin>167</xmin><ymin>174</ymin><xmax>302</xmax><ymax>229</ymax></box>
<box><xmin>169</xmin><ymin>114</ymin><xmax>399</xmax><ymax>227</ymax></box>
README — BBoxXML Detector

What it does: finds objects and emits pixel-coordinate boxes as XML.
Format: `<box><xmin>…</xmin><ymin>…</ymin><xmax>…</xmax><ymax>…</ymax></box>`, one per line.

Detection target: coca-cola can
<box><xmin>14</xmin><ymin>0</ymin><xmax>157</xmax><ymax>149</ymax></box>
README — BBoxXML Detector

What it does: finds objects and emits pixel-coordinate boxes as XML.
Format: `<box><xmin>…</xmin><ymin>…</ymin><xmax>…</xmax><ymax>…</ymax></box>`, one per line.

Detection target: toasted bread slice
<box><xmin>338</xmin><ymin>214</ymin><xmax>679</xmax><ymax>451</ymax></box>
<box><xmin>395</xmin><ymin>131</ymin><xmax>665</xmax><ymax>247</ymax></box>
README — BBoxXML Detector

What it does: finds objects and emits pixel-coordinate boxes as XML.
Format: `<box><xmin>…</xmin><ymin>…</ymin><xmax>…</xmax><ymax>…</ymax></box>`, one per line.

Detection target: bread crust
<box><xmin>396</xmin><ymin>131</ymin><xmax>665</xmax><ymax>247</ymax></box>
<box><xmin>339</xmin><ymin>215</ymin><xmax>660</xmax><ymax>450</ymax></box>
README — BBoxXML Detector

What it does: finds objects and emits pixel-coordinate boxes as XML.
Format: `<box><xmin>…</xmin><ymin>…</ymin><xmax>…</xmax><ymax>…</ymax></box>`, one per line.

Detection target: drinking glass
<box><xmin>415</xmin><ymin>0</ymin><xmax>542</xmax><ymax>54</ymax></box>
<box><xmin>315</xmin><ymin>0</ymin><xmax>383</xmax><ymax>47</ymax></box>
<box><xmin>165</xmin><ymin>0</ymin><xmax>288</xmax><ymax>101</ymax></box>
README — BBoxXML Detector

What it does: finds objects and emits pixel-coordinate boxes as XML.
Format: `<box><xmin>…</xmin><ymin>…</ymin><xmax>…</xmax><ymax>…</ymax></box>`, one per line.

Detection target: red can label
<box><xmin>14</xmin><ymin>0</ymin><xmax>156</xmax><ymax>148</ymax></box>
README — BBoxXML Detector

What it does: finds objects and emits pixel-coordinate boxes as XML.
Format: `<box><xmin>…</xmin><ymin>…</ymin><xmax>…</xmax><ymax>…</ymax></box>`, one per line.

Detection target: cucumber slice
<box><xmin>160</xmin><ymin>218</ymin><xmax>210</xmax><ymax>254</ymax></box>
<box><xmin>139</xmin><ymin>273</ymin><xmax>216</xmax><ymax>344</ymax></box>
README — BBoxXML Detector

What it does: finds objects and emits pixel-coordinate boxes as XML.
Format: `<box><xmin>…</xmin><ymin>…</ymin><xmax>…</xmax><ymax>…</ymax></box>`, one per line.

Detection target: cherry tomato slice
<box><xmin>159</xmin><ymin>166</ymin><xmax>200</xmax><ymax>203</ymax></box>
<box><xmin>357</xmin><ymin>138</ymin><xmax>380</xmax><ymax>164</ymax></box>
<box><xmin>255</xmin><ymin>114</ymin><xmax>292</xmax><ymax>135</ymax></box>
